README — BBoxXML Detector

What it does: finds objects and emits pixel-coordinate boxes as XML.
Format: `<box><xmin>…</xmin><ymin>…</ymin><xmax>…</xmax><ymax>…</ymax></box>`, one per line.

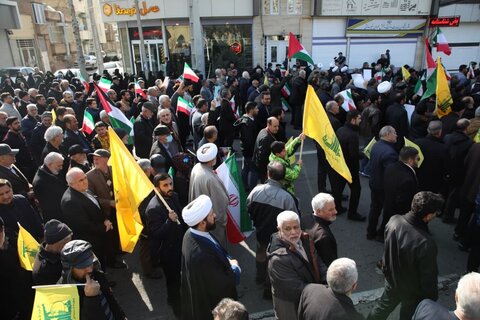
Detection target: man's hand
<box><xmin>104</xmin><ymin>219</ymin><xmax>113</xmax><ymax>232</ymax></box>
<box><xmin>229</xmin><ymin>258</ymin><xmax>239</xmax><ymax>267</ymax></box>
<box><xmin>210</xmin><ymin>99</ymin><xmax>217</xmax><ymax>111</ymax></box>
<box><xmin>168</xmin><ymin>211</ymin><xmax>178</xmax><ymax>222</ymax></box>
<box><xmin>299</xmin><ymin>133</ymin><xmax>306</xmax><ymax>140</ymax></box>
<box><xmin>297</xmin><ymin>159</ymin><xmax>303</xmax><ymax>166</ymax></box>
<box><xmin>84</xmin><ymin>274</ymin><xmax>100</xmax><ymax>297</ymax></box>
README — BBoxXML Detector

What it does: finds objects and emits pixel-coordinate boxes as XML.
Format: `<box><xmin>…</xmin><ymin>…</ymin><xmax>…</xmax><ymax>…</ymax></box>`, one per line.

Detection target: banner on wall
<box><xmin>346</xmin><ymin>18</ymin><xmax>426</xmax><ymax>38</ymax></box>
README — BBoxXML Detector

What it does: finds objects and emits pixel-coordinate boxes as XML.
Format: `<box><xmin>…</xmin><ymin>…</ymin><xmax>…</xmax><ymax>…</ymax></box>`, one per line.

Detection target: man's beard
<box><xmin>161</xmin><ymin>190</ymin><xmax>173</xmax><ymax>198</ymax></box>
<box><xmin>205</xmin><ymin>219</ymin><xmax>216</xmax><ymax>231</ymax></box>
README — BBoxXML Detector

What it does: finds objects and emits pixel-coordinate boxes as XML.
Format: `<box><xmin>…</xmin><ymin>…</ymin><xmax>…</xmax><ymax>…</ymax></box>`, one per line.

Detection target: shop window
<box><xmin>263</xmin><ymin>0</ymin><xmax>280</xmax><ymax>15</ymax></box>
<box><xmin>17</xmin><ymin>40</ymin><xmax>38</xmax><ymax>67</ymax></box>
<box><xmin>287</xmin><ymin>0</ymin><xmax>302</xmax><ymax>15</ymax></box>
<box><xmin>166</xmin><ymin>25</ymin><xmax>191</xmax><ymax>78</ymax></box>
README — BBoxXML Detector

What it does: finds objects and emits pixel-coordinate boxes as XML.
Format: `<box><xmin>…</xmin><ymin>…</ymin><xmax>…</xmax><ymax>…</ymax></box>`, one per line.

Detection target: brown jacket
<box><xmin>86</xmin><ymin>166</ymin><xmax>114</xmax><ymax>217</ymax></box>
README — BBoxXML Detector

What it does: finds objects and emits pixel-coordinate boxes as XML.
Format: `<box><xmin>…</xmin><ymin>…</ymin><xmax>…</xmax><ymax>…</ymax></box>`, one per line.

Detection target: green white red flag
<box><xmin>135</xmin><ymin>81</ymin><xmax>146</xmax><ymax>99</ymax></box>
<box><xmin>288</xmin><ymin>32</ymin><xmax>314</xmax><ymax>65</ymax></box>
<box><xmin>98</xmin><ymin>77</ymin><xmax>112</xmax><ymax>93</ymax></box>
<box><xmin>339</xmin><ymin>89</ymin><xmax>356</xmax><ymax>112</ymax></box>
<box><xmin>82</xmin><ymin>109</ymin><xmax>95</xmax><ymax>135</ymax></box>
<box><xmin>182</xmin><ymin>62</ymin><xmax>199</xmax><ymax>82</ymax></box>
<box><xmin>425</xmin><ymin>39</ymin><xmax>437</xmax><ymax>80</ymax></box>
<box><xmin>216</xmin><ymin>153</ymin><xmax>253</xmax><ymax>243</ymax></box>
<box><xmin>79</xmin><ymin>74</ymin><xmax>89</xmax><ymax>92</ymax></box>
<box><xmin>432</xmin><ymin>28</ymin><xmax>452</xmax><ymax>56</ymax></box>
<box><xmin>177</xmin><ymin>96</ymin><xmax>194</xmax><ymax>115</ymax></box>
<box><xmin>281</xmin><ymin>83</ymin><xmax>291</xmax><ymax>98</ymax></box>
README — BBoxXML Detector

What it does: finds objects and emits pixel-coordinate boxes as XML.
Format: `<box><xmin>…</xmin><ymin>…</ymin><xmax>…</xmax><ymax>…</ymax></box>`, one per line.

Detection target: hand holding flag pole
<box><xmin>153</xmin><ymin>188</ymin><xmax>181</xmax><ymax>225</ymax></box>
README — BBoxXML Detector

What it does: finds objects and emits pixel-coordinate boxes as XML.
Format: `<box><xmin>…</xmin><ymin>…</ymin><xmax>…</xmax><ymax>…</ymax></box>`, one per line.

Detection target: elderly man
<box><xmin>60</xmin><ymin>240</ymin><xmax>126</xmax><ymax>319</ymax></box>
<box><xmin>29</xmin><ymin>111</ymin><xmax>52</xmax><ymax>165</ymax></box>
<box><xmin>181</xmin><ymin>195</ymin><xmax>239</xmax><ymax>320</ymax></box>
<box><xmin>68</xmin><ymin>144</ymin><xmax>91</xmax><ymax>173</ymax></box>
<box><xmin>0</xmin><ymin>143</ymin><xmax>30</xmax><ymax>196</ymax></box>
<box><xmin>412</xmin><ymin>272</ymin><xmax>480</xmax><ymax>320</ymax></box>
<box><xmin>298</xmin><ymin>258</ymin><xmax>365</xmax><ymax>320</ymax></box>
<box><xmin>20</xmin><ymin>104</ymin><xmax>40</xmax><ymax>144</ymax></box>
<box><xmin>41</xmin><ymin>125</ymin><xmax>66</xmax><ymax>162</ymax></box>
<box><xmin>134</xmin><ymin>102</ymin><xmax>155</xmax><ymax>158</ymax></box>
<box><xmin>367</xmin><ymin>192</ymin><xmax>444</xmax><ymax>320</ymax></box>
<box><xmin>33</xmin><ymin>152</ymin><xmax>67</xmax><ymax>222</ymax></box>
<box><xmin>150</xmin><ymin>124</ymin><xmax>176</xmax><ymax>172</ymax></box>
<box><xmin>62</xmin><ymin>114</ymin><xmax>91</xmax><ymax>152</ymax></box>
<box><xmin>253</xmin><ymin>117</ymin><xmax>280</xmax><ymax>182</ymax></box>
<box><xmin>308</xmin><ymin>193</ymin><xmax>338</xmax><ymax>268</ymax></box>
<box><xmin>32</xmin><ymin>219</ymin><xmax>73</xmax><ymax>285</ymax></box>
<box><xmin>61</xmin><ymin>168</ymin><xmax>113</xmax><ymax>269</ymax></box>
<box><xmin>147</xmin><ymin>86</ymin><xmax>160</xmax><ymax>108</ymax></box>
<box><xmin>189</xmin><ymin>142</ymin><xmax>229</xmax><ymax>247</ymax></box>
<box><xmin>267</xmin><ymin>210</ymin><xmax>325</xmax><ymax>320</ymax></box>
<box><xmin>158</xmin><ymin>108</ymin><xmax>182</xmax><ymax>151</ymax></box>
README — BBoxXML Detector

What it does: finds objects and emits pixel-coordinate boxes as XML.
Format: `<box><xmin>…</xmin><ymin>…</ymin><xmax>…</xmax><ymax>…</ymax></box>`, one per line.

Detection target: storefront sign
<box><xmin>429</xmin><ymin>16</ymin><xmax>460</xmax><ymax>27</ymax></box>
<box><xmin>319</xmin><ymin>0</ymin><xmax>431</xmax><ymax>16</ymax></box>
<box><xmin>346</xmin><ymin>18</ymin><xmax>426</xmax><ymax>38</ymax></box>
<box><xmin>103</xmin><ymin>1</ymin><xmax>159</xmax><ymax>17</ymax></box>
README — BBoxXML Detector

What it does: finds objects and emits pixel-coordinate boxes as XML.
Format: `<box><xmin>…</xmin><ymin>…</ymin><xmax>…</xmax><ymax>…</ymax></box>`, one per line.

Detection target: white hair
<box><xmin>66</xmin><ymin>167</ymin><xmax>84</xmax><ymax>185</ymax></box>
<box><xmin>28</xmin><ymin>88</ymin><xmax>37</xmax><ymax>95</ymax></box>
<box><xmin>26</xmin><ymin>104</ymin><xmax>37</xmax><ymax>111</ymax></box>
<box><xmin>44</xmin><ymin>152</ymin><xmax>64</xmax><ymax>165</ymax></box>
<box><xmin>159</xmin><ymin>95</ymin><xmax>170</xmax><ymax>107</ymax></box>
<box><xmin>311</xmin><ymin>193</ymin><xmax>335</xmax><ymax>212</ymax></box>
<box><xmin>147</xmin><ymin>86</ymin><xmax>158</xmax><ymax>95</ymax></box>
<box><xmin>136</xmin><ymin>159</ymin><xmax>151</xmax><ymax>171</ymax></box>
<box><xmin>242</xmin><ymin>71</ymin><xmax>250</xmax><ymax>79</ymax></box>
<box><xmin>379</xmin><ymin>125</ymin><xmax>395</xmax><ymax>138</ymax></box>
<box><xmin>276</xmin><ymin>210</ymin><xmax>300</xmax><ymax>228</ymax></box>
<box><xmin>327</xmin><ymin>258</ymin><xmax>358</xmax><ymax>294</ymax></box>
<box><xmin>456</xmin><ymin>272</ymin><xmax>480</xmax><ymax>318</ymax></box>
<box><xmin>99</xmin><ymin>110</ymin><xmax>108</xmax><ymax>120</ymax></box>
<box><xmin>201</xmin><ymin>113</ymin><xmax>209</xmax><ymax>125</ymax></box>
<box><xmin>44</xmin><ymin>126</ymin><xmax>63</xmax><ymax>142</ymax></box>
<box><xmin>62</xmin><ymin>91</ymin><xmax>72</xmax><ymax>98</ymax></box>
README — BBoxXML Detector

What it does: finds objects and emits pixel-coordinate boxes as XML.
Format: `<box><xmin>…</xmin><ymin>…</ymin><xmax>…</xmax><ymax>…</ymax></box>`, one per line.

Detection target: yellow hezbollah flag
<box><xmin>31</xmin><ymin>284</ymin><xmax>80</xmax><ymax>320</ymax></box>
<box><xmin>303</xmin><ymin>85</ymin><xmax>352</xmax><ymax>183</ymax></box>
<box><xmin>401</xmin><ymin>66</ymin><xmax>411</xmax><ymax>81</ymax></box>
<box><xmin>17</xmin><ymin>223</ymin><xmax>39</xmax><ymax>271</ymax></box>
<box><xmin>404</xmin><ymin>137</ymin><xmax>424</xmax><ymax>168</ymax></box>
<box><xmin>474</xmin><ymin>129</ymin><xmax>480</xmax><ymax>143</ymax></box>
<box><xmin>363</xmin><ymin>137</ymin><xmax>377</xmax><ymax>160</ymax></box>
<box><xmin>436</xmin><ymin>57</ymin><xmax>453</xmax><ymax>118</ymax></box>
<box><xmin>51</xmin><ymin>108</ymin><xmax>56</xmax><ymax>123</ymax></box>
<box><xmin>108</xmin><ymin>127</ymin><xmax>154</xmax><ymax>252</ymax></box>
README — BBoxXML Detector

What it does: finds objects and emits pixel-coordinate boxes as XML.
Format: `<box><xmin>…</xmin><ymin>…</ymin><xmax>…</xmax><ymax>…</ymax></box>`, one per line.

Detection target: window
<box><xmin>17</xmin><ymin>40</ymin><xmax>38</xmax><ymax>67</ymax></box>
<box><xmin>263</xmin><ymin>0</ymin><xmax>280</xmax><ymax>15</ymax></box>
<box><xmin>32</xmin><ymin>3</ymin><xmax>46</xmax><ymax>24</ymax></box>
<box><xmin>287</xmin><ymin>0</ymin><xmax>302</xmax><ymax>15</ymax></box>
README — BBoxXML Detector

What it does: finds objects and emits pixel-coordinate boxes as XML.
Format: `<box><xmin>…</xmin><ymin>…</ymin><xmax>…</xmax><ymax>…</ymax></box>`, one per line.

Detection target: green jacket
<box><xmin>269</xmin><ymin>137</ymin><xmax>302</xmax><ymax>194</ymax></box>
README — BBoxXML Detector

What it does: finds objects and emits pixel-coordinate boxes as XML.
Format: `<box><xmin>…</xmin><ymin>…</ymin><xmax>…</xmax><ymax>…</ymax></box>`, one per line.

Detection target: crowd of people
<box><xmin>0</xmin><ymin>52</ymin><xmax>480</xmax><ymax>320</ymax></box>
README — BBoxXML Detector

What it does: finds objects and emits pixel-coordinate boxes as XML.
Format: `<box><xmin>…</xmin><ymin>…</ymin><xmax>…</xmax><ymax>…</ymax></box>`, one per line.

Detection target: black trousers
<box><xmin>367</xmin><ymin>282</ymin><xmax>421</xmax><ymax>320</ymax></box>
<box><xmin>161</xmin><ymin>261</ymin><xmax>181</xmax><ymax>317</ymax></box>
<box><xmin>367</xmin><ymin>189</ymin><xmax>385</xmax><ymax>237</ymax></box>
<box><xmin>315</xmin><ymin>143</ymin><xmax>329</xmax><ymax>193</ymax></box>
<box><xmin>329</xmin><ymin>166</ymin><xmax>361</xmax><ymax>216</ymax></box>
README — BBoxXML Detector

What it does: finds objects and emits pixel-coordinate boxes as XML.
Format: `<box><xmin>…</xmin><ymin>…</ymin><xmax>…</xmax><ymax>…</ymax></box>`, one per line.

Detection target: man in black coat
<box><xmin>62</xmin><ymin>114</ymin><xmax>92</xmax><ymax>153</ymax></box>
<box><xmin>3</xmin><ymin>117</ymin><xmax>36</xmax><ymax>181</ymax></box>
<box><xmin>290</xmin><ymin>70</ymin><xmax>307</xmax><ymax>129</ymax></box>
<box><xmin>308</xmin><ymin>193</ymin><xmax>338</xmax><ymax>267</ymax></box>
<box><xmin>367</xmin><ymin>192</ymin><xmax>444</xmax><ymax>320</ymax></box>
<box><xmin>440</xmin><ymin>100</ymin><xmax>464</xmax><ymax>138</ymax></box>
<box><xmin>254</xmin><ymin>91</ymin><xmax>272</xmax><ymax>132</ymax></box>
<box><xmin>236</xmin><ymin>102</ymin><xmax>259</xmax><ymax>192</ymax></box>
<box><xmin>133</xmin><ymin>102</ymin><xmax>155</xmax><ymax>158</ymax></box>
<box><xmin>146</xmin><ymin>173</ymin><xmax>187</xmax><ymax>317</ymax></box>
<box><xmin>253</xmin><ymin>117</ymin><xmax>279</xmax><ymax>182</ymax></box>
<box><xmin>298</xmin><ymin>258</ymin><xmax>365</xmax><ymax>320</ymax></box>
<box><xmin>384</xmin><ymin>92</ymin><xmax>409</xmax><ymax>152</ymax></box>
<box><xmin>442</xmin><ymin>119</ymin><xmax>474</xmax><ymax>224</ymax></box>
<box><xmin>415</xmin><ymin>121</ymin><xmax>449</xmax><ymax>194</ymax></box>
<box><xmin>330</xmin><ymin>110</ymin><xmax>366</xmax><ymax>221</ymax></box>
<box><xmin>33</xmin><ymin>152</ymin><xmax>68</xmax><ymax>223</ymax></box>
<box><xmin>32</xmin><ymin>219</ymin><xmax>73</xmax><ymax>285</ymax></box>
<box><xmin>0</xmin><ymin>143</ymin><xmax>30</xmax><ymax>196</ymax></box>
<box><xmin>61</xmin><ymin>167</ymin><xmax>113</xmax><ymax>269</ymax></box>
<box><xmin>382</xmin><ymin>147</ymin><xmax>420</xmax><ymax>234</ymax></box>
<box><xmin>181</xmin><ymin>195</ymin><xmax>239</xmax><ymax>320</ymax></box>
<box><xmin>29</xmin><ymin>112</ymin><xmax>52</xmax><ymax>166</ymax></box>
<box><xmin>366</xmin><ymin>126</ymin><xmax>398</xmax><ymax>241</ymax></box>
<box><xmin>149</xmin><ymin>125</ymin><xmax>175</xmax><ymax>173</ymax></box>
<box><xmin>218</xmin><ymin>88</ymin><xmax>236</xmax><ymax>148</ymax></box>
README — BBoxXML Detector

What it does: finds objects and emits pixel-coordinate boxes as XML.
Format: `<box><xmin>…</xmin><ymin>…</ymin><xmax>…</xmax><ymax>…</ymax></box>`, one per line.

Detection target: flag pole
<box><xmin>299</xmin><ymin>138</ymin><xmax>304</xmax><ymax>161</ymax></box>
<box><xmin>153</xmin><ymin>188</ymin><xmax>181</xmax><ymax>225</ymax></box>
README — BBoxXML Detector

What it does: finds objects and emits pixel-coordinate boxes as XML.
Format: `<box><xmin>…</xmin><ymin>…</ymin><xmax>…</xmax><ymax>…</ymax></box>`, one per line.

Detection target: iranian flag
<box><xmin>281</xmin><ymin>97</ymin><xmax>290</xmax><ymax>112</ymax></box>
<box><xmin>425</xmin><ymin>39</ymin><xmax>437</xmax><ymax>80</ymax></box>
<box><xmin>230</xmin><ymin>96</ymin><xmax>240</xmax><ymax>119</ymax></box>
<box><xmin>288</xmin><ymin>32</ymin><xmax>314</xmax><ymax>65</ymax></box>
<box><xmin>177</xmin><ymin>96</ymin><xmax>194</xmax><ymax>115</ymax></box>
<box><xmin>79</xmin><ymin>74</ymin><xmax>90</xmax><ymax>92</ymax></box>
<box><xmin>281</xmin><ymin>83</ymin><xmax>291</xmax><ymax>98</ymax></box>
<box><xmin>216</xmin><ymin>153</ymin><xmax>253</xmax><ymax>243</ymax></box>
<box><xmin>98</xmin><ymin>77</ymin><xmax>112</xmax><ymax>93</ymax></box>
<box><xmin>82</xmin><ymin>109</ymin><xmax>95</xmax><ymax>135</ymax></box>
<box><xmin>93</xmin><ymin>83</ymin><xmax>134</xmax><ymax>137</ymax></box>
<box><xmin>433</xmin><ymin>28</ymin><xmax>452</xmax><ymax>56</ymax></box>
<box><xmin>182</xmin><ymin>62</ymin><xmax>199</xmax><ymax>82</ymax></box>
<box><xmin>339</xmin><ymin>89</ymin><xmax>356</xmax><ymax>112</ymax></box>
<box><xmin>135</xmin><ymin>81</ymin><xmax>146</xmax><ymax>99</ymax></box>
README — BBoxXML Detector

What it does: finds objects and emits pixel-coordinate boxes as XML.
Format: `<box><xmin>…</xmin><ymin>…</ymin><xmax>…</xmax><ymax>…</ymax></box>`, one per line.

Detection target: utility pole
<box><xmin>87</xmin><ymin>0</ymin><xmax>104</xmax><ymax>74</ymax></box>
<box><xmin>67</xmin><ymin>0</ymin><xmax>88</xmax><ymax>80</ymax></box>
<box><xmin>134</xmin><ymin>0</ymin><xmax>149</xmax><ymax>77</ymax></box>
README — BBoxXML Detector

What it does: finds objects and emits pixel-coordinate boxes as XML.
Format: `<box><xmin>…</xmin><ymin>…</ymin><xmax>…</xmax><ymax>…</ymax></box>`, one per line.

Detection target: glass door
<box><xmin>131</xmin><ymin>40</ymin><xmax>163</xmax><ymax>75</ymax></box>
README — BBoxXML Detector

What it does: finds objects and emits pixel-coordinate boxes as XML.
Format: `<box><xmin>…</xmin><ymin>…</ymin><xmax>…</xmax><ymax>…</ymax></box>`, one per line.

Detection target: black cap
<box><xmin>18</xmin><ymin>91</ymin><xmax>28</xmax><ymax>99</ymax></box>
<box><xmin>68</xmin><ymin>144</ymin><xmax>88</xmax><ymax>156</ymax></box>
<box><xmin>90</xmin><ymin>149</ymin><xmax>111</xmax><ymax>158</ymax></box>
<box><xmin>44</xmin><ymin>219</ymin><xmax>73</xmax><ymax>245</ymax></box>
<box><xmin>61</xmin><ymin>240</ymin><xmax>97</xmax><ymax>269</ymax></box>
<box><xmin>142</xmin><ymin>102</ymin><xmax>156</xmax><ymax>113</ymax></box>
<box><xmin>153</xmin><ymin>124</ymin><xmax>170</xmax><ymax>136</ymax></box>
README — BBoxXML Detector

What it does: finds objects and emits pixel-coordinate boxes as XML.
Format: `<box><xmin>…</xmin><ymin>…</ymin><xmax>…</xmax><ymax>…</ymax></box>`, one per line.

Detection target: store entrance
<box><xmin>131</xmin><ymin>40</ymin><xmax>164</xmax><ymax>75</ymax></box>
<box><xmin>266</xmin><ymin>39</ymin><xmax>288</xmax><ymax>66</ymax></box>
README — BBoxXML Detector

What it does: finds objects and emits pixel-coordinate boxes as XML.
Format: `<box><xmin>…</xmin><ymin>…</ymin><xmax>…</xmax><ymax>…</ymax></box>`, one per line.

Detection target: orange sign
<box><xmin>103</xmin><ymin>1</ymin><xmax>160</xmax><ymax>17</ymax></box>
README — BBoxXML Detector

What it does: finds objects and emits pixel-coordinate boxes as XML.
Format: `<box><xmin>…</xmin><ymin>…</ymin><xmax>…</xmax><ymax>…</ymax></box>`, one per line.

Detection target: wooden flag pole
<box><xmin>299</xmin><ymin>138</ymin><xmax>304</xmax><ymax>161</ymax></box>
<box><xmin>153</xmin><ymin>188</ymin><xmax>181</xmax><ymax>225</ymax></box>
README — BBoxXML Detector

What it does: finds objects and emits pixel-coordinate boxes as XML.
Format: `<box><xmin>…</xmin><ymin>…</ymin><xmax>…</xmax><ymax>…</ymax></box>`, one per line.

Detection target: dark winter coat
<box><xmin>32</xmin><ymin>243</ymin><xmax>63</xmax><ymax>285</ymax></box>
<box><xmin>133</xmin><ymin>114</ymin><xmax>154</xmax><ymax>158</ymax></box>
<box><xmin>383</xmin><ymin>161</ymin><xmax>419</xmax><ymax>217</ymax></box>
<box><xmin>308</xmin><ymin>215</ymin><xmax>337</xmax><ymax>267</ymax></box>
<box><xmin>368</xmin><ymin>139</ymin><xmax>398</xmax><ymax>191</ymax></box>
<box><xmin>415</xmin><ymin>135</ymin><xmax>449</xmax><ymax>193</ymax></box>
<box><xmin>32</xmin><ymin>165</ymin><xmax>68</xmax><ymax>222</ymax></box>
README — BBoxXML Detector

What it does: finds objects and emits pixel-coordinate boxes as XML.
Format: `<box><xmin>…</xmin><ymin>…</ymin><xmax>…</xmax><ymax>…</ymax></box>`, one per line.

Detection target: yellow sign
<box><xmin>31</xmin><ymin>285</ymin><xmax>80</xmax><ymax>320</ymax></box>
<box><xmin>103</xmin><ymin>1</ymin><xmax>160</xmax><ymax>17</ymax></box>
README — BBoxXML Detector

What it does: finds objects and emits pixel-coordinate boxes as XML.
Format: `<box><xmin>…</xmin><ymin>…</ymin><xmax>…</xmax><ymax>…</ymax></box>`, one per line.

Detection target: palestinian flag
<box><xmin>288</xmin><ymin>32</ymin><xmax>314</xmax><ymax>65</ymax></box>
<box><xmin>216</xmin><ymin>153</ymin><xmax>253</xmax><ymax>243</ymax></box>
<box><xmin>425</xmin><ymin>39</ymin><xmax>437</xmax><ymax>80</ymax></box>
<box><xmin>281</xmin><ymin>83</ymin><xmax>291</xmax><ymax>98</ymax></box>
<box><xmin>98</xmin><ymin>77</ymin><xmax>112</xmax><ymax>93</ymax></box>
<box><xmin>432</xmin><ymin>28</ymin><xmax>452</xmax><ymax>56</ymax></box>
<box><xmin>281</xmin><ymin>97</ymin><xmax>290</xmax><ymax>112</ymax></box>
<box><xmin>182</xmin><ymin>62</ymin><xmax>199</xmax><ymax>83</ymax></box>
<box><xmin>82</xmin><ymin>109</ymin><xmax>95</xmax><ymax>135</ymax></box>
<box><xmin>414</xmin><ymin>76</ymin><xmax>424</xmax><ymax>97</ymax></box>
<box><xmin>79</xmin><ymin>74</ymin><xmax>90</xmax><ymax>92</ymax></box>
<box><xmin>421</xmin><ymin>67</ymin><xmax>437</xmax><ymax>101</ymax></box>
<box><xmin>177</xmin><ymin>96</ymin><xmax>194</xmax><ymax>115</ymax></box>
<box><xmin>135</xmin><ymin>81</ymin><xmax>146</xmax><ymax>99</ymax></box>
<box><xmin>339</xmin><ymin>89</ymin><xmax>356</xmax><ymax>111</ymax></box>
<box><xmin>93</xmin><ymin>83</ymin><xmax>134</xmax><ymax>137</ymax></box>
